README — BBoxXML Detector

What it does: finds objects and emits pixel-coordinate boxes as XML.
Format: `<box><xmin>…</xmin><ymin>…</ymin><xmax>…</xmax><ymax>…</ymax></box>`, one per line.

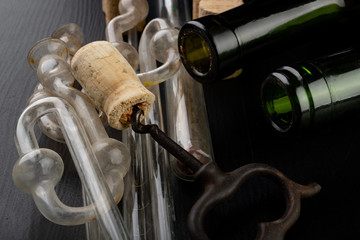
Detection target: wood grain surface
<box><xmin>1</xmin><ymin>0</ymin><xmax>360</xmax><ymax>240</ymax></box>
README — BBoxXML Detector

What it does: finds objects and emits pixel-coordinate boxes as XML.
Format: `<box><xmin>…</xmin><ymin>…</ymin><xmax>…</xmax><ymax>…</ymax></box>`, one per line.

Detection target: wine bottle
<box><xmin>178</xmin><ymin>0</ymin><xmax>360</xmax><ymax>83</ymax></box>
<box><xmin>261</xmin><ymin>49</ymin><xmax>360</xmax><ymax>133</ymax></box>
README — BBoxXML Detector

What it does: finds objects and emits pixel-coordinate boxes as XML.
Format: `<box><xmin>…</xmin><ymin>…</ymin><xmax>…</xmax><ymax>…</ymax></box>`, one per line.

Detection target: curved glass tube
<box><xmin>13</xmin><ymin>97</ymin><xmax>129</xmax><ymax>240</ymax></box>
<box><xmin>105</xmin><ymin>0</ymin><xmax>149</xmax><ymax>43</ymax></box>
<box><xmin>27</xmin><ymin>84</ymin><xmax>65</xmax><ymax>143</ymax></box>
<box><xmin>105</xmin><ymin>0</ymin><xmax>180</xmax><ymax>87</ymax></box>
<box><xmin>105</xmin><ymin>0</ymin><xmax>148</xmax><ymax>71</ymax></box>
<box><xmin>137</xmin><ymin>25</ymin><xmax>180</xmax><ymax>87</ymax></box>
<box><xmin>54</xmin><ymin>24</ymin><xmax>121</xmax><ymax>239</ymax></box>
<box><xmin>51</xmin><ymin>23</ymin><xmax>84</xmax><ymax>58</ymax></box>
<box><xmin>27</xmin><ymin>23</ymin><xmax>85</xmax><ymax>143</ymax></box>
<box><xmin>32</xmin><ymin>38</ymin><xmax>130</xmax><ymax>197</ymax></box>
<box><xmin>15</xmin><ymin>34</ymin><xmax>132</xmax><ymax>239</ymax></box>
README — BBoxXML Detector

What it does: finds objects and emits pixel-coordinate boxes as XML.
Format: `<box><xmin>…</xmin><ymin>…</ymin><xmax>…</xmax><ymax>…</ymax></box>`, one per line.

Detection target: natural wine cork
<box><xmin>193</xmin><ymin>0</ymin><xmax>201</xmax><ymax>19</ymax></box>
<box><xmin>102</xmin><ymin>0</ymin><xmax>120</xmax><ymax>24</ymax></box>
<box><xmin>71</xmin><ymin>41</ymin><xmax>155</xmax><ymax>130</ymax></box>
<box><xmin>197</xmin><ymin>0</ymin><xmax>243</xmax><ymax>18</ymax></box>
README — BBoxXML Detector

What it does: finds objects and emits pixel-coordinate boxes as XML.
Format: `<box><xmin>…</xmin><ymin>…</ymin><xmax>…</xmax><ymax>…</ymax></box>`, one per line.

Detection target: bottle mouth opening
<box><xmin>27</xmin><ymin>38</ymin><xmax>69</xmax><ymax>70</ymax></box>
<box><xmin>179</xmin><ymin>31</ymin><xmax>212</xmax><ymax>76</ymax></box>
<box><xmin>262</xmin><ymin>76</ymin><xmax>294</xmax><ymax>132</ymax></box>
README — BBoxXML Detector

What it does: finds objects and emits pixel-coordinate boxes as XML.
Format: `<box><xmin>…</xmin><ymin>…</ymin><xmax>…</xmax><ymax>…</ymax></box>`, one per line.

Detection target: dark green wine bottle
<box><xmin>261</xmin><ymin>49</ymin><xmax>360</xmax><ymax>133</ymax></box>
<box><xmin>178</xmin><ymin>0</ymin><xmax>359</xmax><ymax>84</ymax></box>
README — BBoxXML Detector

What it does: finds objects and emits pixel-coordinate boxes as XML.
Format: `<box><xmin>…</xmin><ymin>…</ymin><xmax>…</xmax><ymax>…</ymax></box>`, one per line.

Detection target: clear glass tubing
<box><xmin>104</xmin><ymin>1</ymin><xmax>179</xmax><ymax>238</ymax></box>
<box><xmin>105</xmin><ymin>0</ymin><xmax>180</xmax><ymax>87</ymax></box>
<box><xmin>13</xmin><ymin>36</ymin><xmax>131</xmax><ymax>239</ymax></box>
<box><xmin>102</xmin><ymin>0</ymin><xmax>181</xmax><ymax>238</ymax></box>
<box><xmin>26</xmin><ymin>23</ymin><xmax>86</xmax><ymax>143</ymax></box>
<box><xmin>165</xmin><ymin>66</ymin><xmax>215</xmax><ymax>180</ymax></box>
<box><xmin>13</xmin><ymin>97</ymin><xmax>129</xmax><ymax>240</ymax></box>
<box><xmin>105</xmin><ymin>0</ymin><xmax>148</xmax><ymax>44</ymax></box>
<box><xmin>27</xmin><ymin>23</ymin><xmax>119</xmax><ymax>240</ymax></box>
<box><xmin>105</xmin><ymin>0</ymin><xmax>149</xmax><ymax>71</ymax></box>
<box><xmin>106</xmin><ymin>0</ymin><xmax>214</xmax><ymax>182</ymax></box>
<box><xmin>156</xmin><ymin>0</ymin><xmax>215</xmax><ymax>181</ymax></box>
<box><xmin>121</xmin><ymin>18</ymin><xmax>178</xmax><ymax>240</ymax></box>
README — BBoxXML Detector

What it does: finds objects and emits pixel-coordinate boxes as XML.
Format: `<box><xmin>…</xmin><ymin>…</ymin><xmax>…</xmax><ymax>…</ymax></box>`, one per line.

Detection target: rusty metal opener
<box><xmin>131</xmin><ymin>106</ymin><xmax>321</xmax><ymax>240</ymax></box>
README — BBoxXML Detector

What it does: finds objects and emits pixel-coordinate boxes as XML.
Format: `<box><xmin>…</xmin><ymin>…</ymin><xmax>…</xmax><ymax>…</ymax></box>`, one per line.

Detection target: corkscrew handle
<box><xmin>189</xmin><ymin>162</ymin><xmax>321</xmax><ymax>240</ymax></box>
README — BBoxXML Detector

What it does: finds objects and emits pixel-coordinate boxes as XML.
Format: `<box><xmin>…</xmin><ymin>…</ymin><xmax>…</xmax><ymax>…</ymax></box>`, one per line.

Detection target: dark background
<box><xmin>1</xmin><ymin>0</ymin><xmax>360</xmax><ymax>239</ymax></box>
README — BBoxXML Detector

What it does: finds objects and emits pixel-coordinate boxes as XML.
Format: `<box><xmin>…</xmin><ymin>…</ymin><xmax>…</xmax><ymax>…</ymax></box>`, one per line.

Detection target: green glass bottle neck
<box><xmin>178</xmin><ymin>16</ymin><xmax>241</xmax><ymax>83</ymax></box>
<box><xmin>178</xmin><ymin>0</ymin><xmax>358</xmax><ymax>83</ymax></box>
<box><xmin>261</xmin><ymin>49</ymin><xmax>360</xmax><ymax>133</ymax></box>
<box><xmin>261</xmin><ymin>64</ymin><xmax>323</xmax><ymax>133</ymax></box>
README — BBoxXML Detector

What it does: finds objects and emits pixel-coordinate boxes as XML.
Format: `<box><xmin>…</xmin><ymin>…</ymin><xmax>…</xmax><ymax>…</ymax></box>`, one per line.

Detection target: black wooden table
<box><xmin>1</xmin><ymin>0</ymin><xmax>360</xmax><ymax>239</ymax></box>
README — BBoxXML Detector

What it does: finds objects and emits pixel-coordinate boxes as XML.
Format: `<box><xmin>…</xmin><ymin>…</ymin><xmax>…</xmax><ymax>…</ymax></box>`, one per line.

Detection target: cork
<box><xmin>196</xmin><ymin>0</ymin><xmax>243</xmax><ymax>18</ymax></box>
<box><xmin>193</xmin><ymin>0</ymin><xmax>201</xmax><ymax>19</ymax></box>
<box><xmin>71</xmin><ymin>41</ymin><xmax>155</xmax><ymax>130</ymax></box>
<box><xmin>102</xmin><ymin>0</ymin><xmax>120</xmax><ymax>24</ymax></box>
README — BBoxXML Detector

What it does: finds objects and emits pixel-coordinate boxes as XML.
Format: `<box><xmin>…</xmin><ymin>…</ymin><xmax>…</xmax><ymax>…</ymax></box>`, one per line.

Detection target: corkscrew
<box><xmin>131</xmin><ymin>106</ymin><xmax>321</xmax><ymax>240</ymax></box>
